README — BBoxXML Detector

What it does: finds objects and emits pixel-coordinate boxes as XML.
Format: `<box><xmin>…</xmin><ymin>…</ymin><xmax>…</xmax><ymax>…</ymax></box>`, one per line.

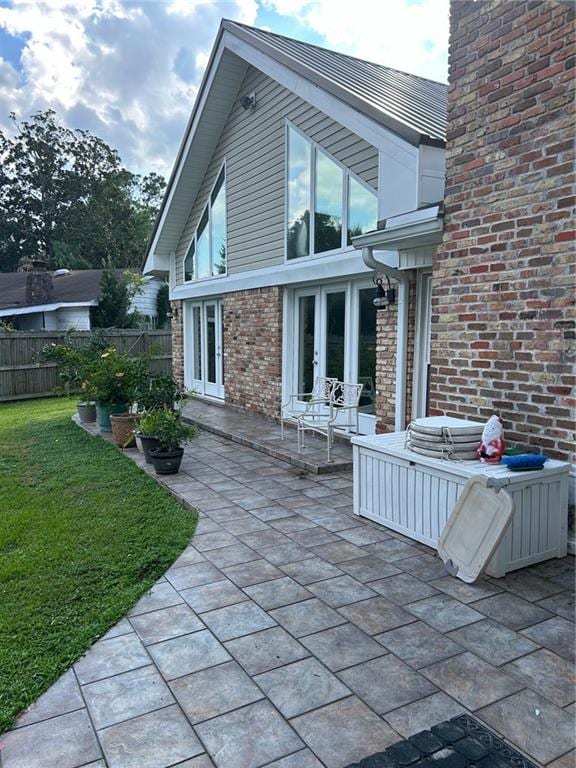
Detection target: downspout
<box><xmin>361</xmin><ymin>246</ymin><xmax>409</xmax><ymax>432</ymax></box>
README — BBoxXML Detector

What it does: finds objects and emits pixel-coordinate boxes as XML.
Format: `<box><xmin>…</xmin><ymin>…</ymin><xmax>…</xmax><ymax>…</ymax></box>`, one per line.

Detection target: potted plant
<box><xmin>134</xmin><ymin>373</ymin><xmax>185</xmax><ymax>453</ymax></box>
<box><xmin>76</xmin><ymin>400</ymin><xmax>97</xmax><ymax>423</ymax></box>
<box><xmin>40</xmin><ymin>341</ymin><xmax>96</xmax><ymax>422</ymax></box>
<box><xmin>86</xmin><ymin>348</ymin><xmax>141</xmax><ymax>433</ymax></box>
<box><xmin>146</xmin><ymin>408</ymin><xmax>197</xmax><ymax>474</ymax></box>
<box><xmin>137</xmin><ymin>409</ymin><xmax>163</xmax><ymax>463</ymax></box>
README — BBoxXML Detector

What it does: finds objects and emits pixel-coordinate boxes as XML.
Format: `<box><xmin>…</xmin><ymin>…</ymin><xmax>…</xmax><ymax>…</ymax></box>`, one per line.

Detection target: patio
<box><xmin>2</xmin><ymin>421</ymin><xmax>574</xmax><ymax>768</ymax></box>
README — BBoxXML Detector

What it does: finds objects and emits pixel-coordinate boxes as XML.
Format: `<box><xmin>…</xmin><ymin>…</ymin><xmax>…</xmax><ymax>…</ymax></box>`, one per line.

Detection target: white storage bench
<box><xmin>352</xmin><ymin>431</ymin><xmax>569</xmax><ymax>578</ymax></box>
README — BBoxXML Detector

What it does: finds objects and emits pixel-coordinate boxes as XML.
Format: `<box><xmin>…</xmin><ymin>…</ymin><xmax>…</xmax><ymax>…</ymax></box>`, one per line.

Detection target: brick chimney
<box><xmin>25</xmin><ymin>261</ymin><xmax>53</xmax><ymax>305</ymax></box>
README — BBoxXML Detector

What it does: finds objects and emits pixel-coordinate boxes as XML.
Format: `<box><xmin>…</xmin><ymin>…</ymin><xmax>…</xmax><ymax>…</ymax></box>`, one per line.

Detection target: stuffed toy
<box><xmin>477</xmin><ymin>414</ymin><xmax>505</xmax><ymax>464</ymax></box>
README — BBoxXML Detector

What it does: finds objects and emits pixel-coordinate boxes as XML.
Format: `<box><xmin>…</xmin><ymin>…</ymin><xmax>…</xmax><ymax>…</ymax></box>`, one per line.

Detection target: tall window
<box><xmin>287</xmin><ymin>125</ymin><xmax>377</xmax><ymax>260</ymax></box>
<box><xmin>183</xmin><ymin>165</ymin><xmax>227</xmax><ymax>282</ymax></box>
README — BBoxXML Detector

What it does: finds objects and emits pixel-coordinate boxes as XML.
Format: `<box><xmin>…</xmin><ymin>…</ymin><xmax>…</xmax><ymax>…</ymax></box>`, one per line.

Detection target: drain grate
<box><xmin>346</xmin><ymin>714</ymin><xmax>538</xmax><ymax>767</ymax></box>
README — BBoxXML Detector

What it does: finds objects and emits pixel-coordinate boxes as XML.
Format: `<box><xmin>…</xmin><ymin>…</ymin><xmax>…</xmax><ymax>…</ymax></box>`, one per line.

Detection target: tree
<box><xmin>0</xmin><ymin>110</ymin><xmax>166</xmax><ymax>272</ymax></box>
<box><xmin>156</xmin><ymin>283</ymin><xmax>170</xmax><ymax>329</ymax></box>
<box><xmin>91</xmin><ymin>260</ymin><xmax>140</xmax><ymax>329</ymax></box>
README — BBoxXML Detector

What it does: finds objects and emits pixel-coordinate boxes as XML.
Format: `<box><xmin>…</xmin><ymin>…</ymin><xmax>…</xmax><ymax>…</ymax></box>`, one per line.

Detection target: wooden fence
<box><xmin>0</xmin><ymin>330</ymin><xmax>172</xmax><ymax>402</ymax></box>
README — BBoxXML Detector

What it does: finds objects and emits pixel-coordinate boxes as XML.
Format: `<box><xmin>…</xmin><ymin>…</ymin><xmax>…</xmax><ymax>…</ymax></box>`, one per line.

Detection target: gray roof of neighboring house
<box><xmin>225</xmin><ymin>21</ymin><xmax>448</xmax><ymax>144</ymax></box>
<box><xmin>0</xmin><ymin>269</ymin><xmax>121</xmax><ymax>310</ymax></box>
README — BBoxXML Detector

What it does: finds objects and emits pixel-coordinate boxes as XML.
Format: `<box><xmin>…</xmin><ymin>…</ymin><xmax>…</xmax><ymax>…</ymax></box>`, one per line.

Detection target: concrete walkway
<box><xmin>2</xmin><ymin>426</ymin><xmax>574</xmax><ymax>768</ymax></box>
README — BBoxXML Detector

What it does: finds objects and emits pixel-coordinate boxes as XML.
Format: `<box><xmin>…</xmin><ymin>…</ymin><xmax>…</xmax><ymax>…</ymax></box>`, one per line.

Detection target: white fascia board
<box><xmin>143</xmin><ymin>252</ymin><xmax>171</xmax><ymax>276</ymax></box>
<box><xmin>0</xmin><ymin>301</ymin><xmax>98</xmax><ymax>318</ymax></box>
<box><xmin>386</xmin><ymin>205</ymin><xmax>442</xmax><ymax>229</ymax></box>
<box><xmin>352</xmin><ymin>215</ymin><xmax>444</xmax><ymax>252</ymax></box>
<box><xmin>170</xmin><ymin>248</ymin><xmax>399</xmax><ymax>301</ymax></box>
<box><xmin>222</xmin><ymin>31</ymin><xmax>415</xmax><ymax>159</ymax></box>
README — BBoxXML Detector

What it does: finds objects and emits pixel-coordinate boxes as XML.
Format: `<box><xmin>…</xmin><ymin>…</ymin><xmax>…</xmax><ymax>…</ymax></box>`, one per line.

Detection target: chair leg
<box><xmin>327</xmin><ymin>427</ymin><xmax>331</xmax><ymax>463</ymax></box>
<box><xmin>297</xmin><ymin>423</ymin><xmax>301</xmax><ymax>454</ymax></box>
<box><xmin>280</xmin><ymin>415</ymin><xmax>284</xmax><ymax>440</ymax></box>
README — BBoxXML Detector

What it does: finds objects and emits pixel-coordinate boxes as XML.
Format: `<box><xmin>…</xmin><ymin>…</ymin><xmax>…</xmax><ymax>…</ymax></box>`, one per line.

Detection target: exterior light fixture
<box><xmin>373</xmin><ymin>275</ymin><xmax>396</xmax><ymax>310</ymax></box>
<box><xmin>240</xmin><ymin>92</ymin><xmax>256</xmax><ymax>111</ymax></box>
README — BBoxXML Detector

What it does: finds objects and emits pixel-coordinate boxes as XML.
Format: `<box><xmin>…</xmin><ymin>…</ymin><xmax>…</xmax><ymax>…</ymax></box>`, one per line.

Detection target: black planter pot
<box><xmin>140</xmin><ymin>434</ymin><xmax>161</xmax><ymax>464</ymax></box>
<box><xmin>149</xmin><ymin>447</ymin><xmax>184</xmax><ymax>475</ymax></box>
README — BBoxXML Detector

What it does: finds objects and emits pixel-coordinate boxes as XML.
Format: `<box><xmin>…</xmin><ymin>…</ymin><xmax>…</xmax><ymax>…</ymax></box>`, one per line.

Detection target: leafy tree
<box><xmin>156</xmin><ymin>283</ymin><xmax>170</xmax><ymax>329</ymax></box>
<box><xmin>92</xmin><ymin>260</ymin><xmax>140</xmax><ymax>329</ymax></box>
<box><xmin>0</xmin><ymin>110</ymin><xmax>165</xmax><ymax>272</ymax></box>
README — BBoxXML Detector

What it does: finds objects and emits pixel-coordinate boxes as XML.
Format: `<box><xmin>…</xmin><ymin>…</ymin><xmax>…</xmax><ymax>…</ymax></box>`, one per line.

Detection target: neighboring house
<box><xmin>0</xmin><ymin>267</ymin><xmax>166</xmax><ymax>330</ymax></box>
<box><xmin>144</xmin><ymin>20</ymin><xmax>447</xmax><ymax>438</ymax></box>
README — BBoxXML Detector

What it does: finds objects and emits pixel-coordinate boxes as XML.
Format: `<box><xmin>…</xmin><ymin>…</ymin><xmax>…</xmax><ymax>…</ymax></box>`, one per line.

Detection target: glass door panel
<box><xmin>192</xmin><ymin>306</ymin><xmax>202</xmax><ymax>381</ymax></box>
<box><xmin>206</xmin><ymin>304</ymin><xmax>217</xmax><ymax>385</ymax></box>
<box><xmin>325</xmin><ymin>291</ymin><xmax>345</xmax><ymax>381</ymax></box>
<box><xmin>187</xmin><ymin>300</ymin><xmax>223</xmax><ymax>399</ymax></box>
<box><xmin>298</xmin><ymin>294</ymin><xmax>316</xmax><ymax>396</ymax></box>
<box><xmin>357</xmin><ymin>288</ymin><xmax>376</xmax><ymax>414</ymax></box>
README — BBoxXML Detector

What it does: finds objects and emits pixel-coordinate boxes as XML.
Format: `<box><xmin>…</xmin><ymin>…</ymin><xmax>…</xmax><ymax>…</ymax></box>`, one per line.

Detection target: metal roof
<box><xmin>226</xmin><ymin>22</ymin><xmax>447</xmax><ymax>144</ymax></box>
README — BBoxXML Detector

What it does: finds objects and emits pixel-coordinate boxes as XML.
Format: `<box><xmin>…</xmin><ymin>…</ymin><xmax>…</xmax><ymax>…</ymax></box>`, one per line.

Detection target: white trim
<box><xmin>0</xmin><ymin>300</ymin><xmax>98</xmax><ymax>318</ymax></box>
<box><xmin>170</xmin><ymin>248</ymin><xmax>399</xmax><ymax>302</ymax></box>
<box><xmin>412</xmin><ymin>270</ymin><xmax>433</xmax><ymax>420</ymax></box>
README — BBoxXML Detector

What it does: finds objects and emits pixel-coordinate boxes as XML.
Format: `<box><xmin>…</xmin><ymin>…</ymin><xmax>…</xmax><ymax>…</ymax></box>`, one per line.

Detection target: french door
<box><xmin>288</xmin><ymin>279</ymin><xmax>377</xmax><ymax>434</ymax></box>
<box><xmin>186</xmin><ymin>299</ymin><xmax>224</xmax><ymax>399</ymax></box>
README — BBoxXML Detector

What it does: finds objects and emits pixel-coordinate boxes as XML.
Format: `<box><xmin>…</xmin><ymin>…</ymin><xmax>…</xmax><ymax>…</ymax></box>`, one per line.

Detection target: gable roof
<box><xmin>144</xmin><ymin>20</ymin><xmax>447</xmax><ymax>273</ymax></box>
<box><xmin>0</xmin><ymin>269</ymin><xmax>118</xmax><ymax>311</ymax></box>
<box><xmin>227</xmin><ymin>22</ymin><xmax>447</xmax><ymax>144</ymax></box>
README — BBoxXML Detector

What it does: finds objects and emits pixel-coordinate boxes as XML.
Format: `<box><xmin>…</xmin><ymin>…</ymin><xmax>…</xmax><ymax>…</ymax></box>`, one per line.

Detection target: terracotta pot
<box><xmin>110</xmin><ymin>412</ymin><xmax>141</xmax><ymax>447</ymax></box>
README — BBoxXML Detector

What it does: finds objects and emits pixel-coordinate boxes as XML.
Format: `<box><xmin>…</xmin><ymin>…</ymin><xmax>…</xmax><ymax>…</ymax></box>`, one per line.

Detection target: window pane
<box><xmin>206</xmin><ymin>305</ymin><xmax>217</xmax><ymax>383</ymax></box>
<box><xmin>196</xmin><ymin>208</ymin><xmax>210</xmax><ymax>279</ymax></box>
<box><xmin>192</xmin><ymin>306</ymin><xmax>202</xmax><ymax>380</ymax></box>
<box><xmin>358</xmin><ymin>288</ymin><xmax>376</xmax><ymax>414</ymax></box>
<box><xmin>348</xmin><ymin>177</ymin><xmax>378</xmax><ymax>244</ymax></box>
<box><xmin>287</xmin><ymin>127</ymin><xmax>311</xmax><ymax>260</ymax></box>
<box><xmin>298</xmin><ymin>295</ymin><xmax>315</xmax><ymax>395</ymax></box>
<box><xmin>315</xmin><ymin>150</ymin><xmax>343</xmax><ymax>253</ymax></box>
<box><xmin>325</xmin><ymin>291</ymin><xmax>345</xmax><ymax>381</ymax></box>
<box><xmin>211</xmin><ymin>169</ymin><xmax>226</xmax><ymax>276</ymax></box>
<box><xmin>184</xmin><ymin>240</ymin><xmax>195</xmax><ymax>282</ymax></box>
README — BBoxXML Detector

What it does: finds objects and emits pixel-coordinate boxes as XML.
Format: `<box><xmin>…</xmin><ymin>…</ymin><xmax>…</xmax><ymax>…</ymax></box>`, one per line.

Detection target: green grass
<box><xmin>0</xmin><ymin>398</ymin><xmax>197</xmax><ymax>732</ymax></box>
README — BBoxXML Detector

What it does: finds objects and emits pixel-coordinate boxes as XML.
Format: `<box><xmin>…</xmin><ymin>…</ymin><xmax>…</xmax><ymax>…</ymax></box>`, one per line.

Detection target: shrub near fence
<box><xmin>0</xmin><ymin>330</ymin><xmax>172</xmax><ymax>401</ymax></box>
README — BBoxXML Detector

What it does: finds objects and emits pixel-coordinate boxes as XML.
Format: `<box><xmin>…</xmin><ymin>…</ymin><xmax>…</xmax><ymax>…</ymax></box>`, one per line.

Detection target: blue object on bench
<box><xmin>501</xmin><ymin>454</ymin><xmax>548</xmax><ymax>471</ymax></box>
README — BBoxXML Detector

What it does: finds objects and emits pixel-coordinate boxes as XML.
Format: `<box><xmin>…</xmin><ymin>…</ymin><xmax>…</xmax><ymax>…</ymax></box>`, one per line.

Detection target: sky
<box><xmin>0</xmin><ymin>0</ymin><xmax>449</xmax><ymax>178</ymax></box>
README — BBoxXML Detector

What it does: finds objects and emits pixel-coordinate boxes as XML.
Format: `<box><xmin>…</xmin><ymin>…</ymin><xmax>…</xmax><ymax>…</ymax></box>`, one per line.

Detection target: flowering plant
<box><xmin>85</xmin><ymin>347</ymin><xmax>145</xmax><ymax>405</ymax></box>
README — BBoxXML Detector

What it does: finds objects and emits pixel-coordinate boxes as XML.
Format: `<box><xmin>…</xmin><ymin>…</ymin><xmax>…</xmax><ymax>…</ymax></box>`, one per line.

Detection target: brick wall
<box><xmin>429</xmin><ymin>0</ymin><xmax>575</xmax><ymax>463</ymax></box>
<box><xmin>222</xmin><ymin>286</ymin><xmax>283</xmax><ymax>418</ymax></box>
<box><xmin>375</xmin><ymin>272</ymin><xmax>417</xmax><ymax>432</ymax></box>
<box><xmin>171</xmin><ymin>300</ymin><xmax>184</xmax><ymax>388</ymax></box>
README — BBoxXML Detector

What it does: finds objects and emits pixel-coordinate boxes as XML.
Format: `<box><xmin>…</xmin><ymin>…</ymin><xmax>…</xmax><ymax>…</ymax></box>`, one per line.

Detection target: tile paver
<box><xmin>5</xmin><ymin>418</ymin><xmax>573</xmax><ymax>768</ymax></box>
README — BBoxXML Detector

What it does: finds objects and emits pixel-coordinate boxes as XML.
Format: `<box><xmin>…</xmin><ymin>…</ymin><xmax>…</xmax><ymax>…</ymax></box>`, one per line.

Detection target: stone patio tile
<box><xmin>220</xmin><ymin>518</ymin><xmax>270</xmax><ymax>535</ymax></box>
<box><xmin>180</xmin><ymin>579</ymin><xmax>247</xmax><ymax>613</ymax></box>
<box><xmin>260</xmin><ymin>542</ymin><xmax>316</xmax><ymax>565</ymax></box>
<box><xmin>148</xmin><ymin>629</ymin><xmax>231</xmax><ymax>680</ymax></box>
<box><xmin>271</xmin><ymin>598</ymin><xmax>347</xmax><ymax>637</ymax></box>
<box><xmin>339</xmin><ymin>556</ymin><xmax>402</xmax><ymax>583</ymax></box>
<box><xmin>195</xmin><ymin>699</ymin><xmax>304</xmax><ymax>768</ymax></box>
<box><xmin>127</xmin><ymin>580</ymin><xmax>184</xmax><ymax>616</ymax></box>
<box><xmin>14</xmin><ymin>668</ymin><xmax>84</xmax><ymax>728</ymax></box>
<box><xmin>206</xmin><ymin>506</ymin><xmax>251</xmax><ymax>522</ymax></box>
<box><xmin>478</xmin><ymin>689</ymin><xmax>575</xmax><ymax>765</ymax></box>
<box><xmin>245</xmin><ymin>576</ymin><xmax>312</xmax><ymax>610</ymax></box>
<box><xmin>520</xmin><ymin>616</ymin><xmax>575</xmax><ymax>661</ymax></box>
<box><xmin>192</xmin><ymin>531</ymin><xmax>239</xmax><ymax>552</ymax></box>
<box><xmin>311</xmin><ymin>541</ymin><xmax>368</xmax><ymax>563</ymax></box>
<box><xmin>291</xmin><ymin>696</ymin><xmax>399</xmax><ymax>768</ymax></box>
<box><xmin>429</xmin><ymin>576</ymin><xmax>502</xmax><ymax>604</ymax></box>
<box><xmin>308</xmin><ymin>514</ymin><xmax>360</xmax><ymax>532</ymax></box>
<box><xmin>383</xmin><ymin>692</ymin><xmax>467</xmax><ymax>738</ymax></box>
<box><xmin>421</xmin><ymin>651</ymin><xmax>523</xmax><ymax>710</ymax></box>
<box><xmin>550</xmin><ymin>571</ymin><xmax>576</xmax><ymax>591</ymax></box>
<box><xmin>405</xmin><ymin>594</ymin><xmax>484</xmax><ymax>632</ymax></box>
<box><xmin>201</xmin><ymin>600</ymin><xmax>276</xmax><ymax>641</ymax></box>
<box><xmin>338</xmin><ymin>654</ymin><xmax>437</xmax><ymax>714</ymax></box>
<box><xmin>264</xmin><ymin>749</ymin><xmax>324</xmax><ymax>767</ymax></box>
<box><xmin>249</xmin><ymin>505</ymin><xmax>295</xmax><ymax>521</ymax></box>
<box><xmin>288</xmin><ymin>527</ymin><xmax>341</xmax><ymax>547</ymax></box>
<box><xmin>255</xmin><ymin>657</ymin><xmax>350</xmax><ymax>717</ymax></box>
<box><xmin>303</xmin><ymin>486</ymin><xmax>342</xmax><ymax>499</ymax></box>
<box><xmin>82</xmin><ymin>665</ymin><xmax>173</xmax><ymax>729</ymax></box>
<box><xmin>364</xmin><ymin>539</ymin><xmax>423</xmax><ymax>562</ymax></box>
<box><xmin>486</xmin><ymin>570</ymin><xmax>565</xmax><ymax>602</ymax></box>
<box><xmin>471</xmin><ymin>592</ymin><xmax>554</xmax><ymax>630</ymax></box>
<box><xmin>176</xmin><ymin>756</ymin><xmax>215</xmax><ymax>768</ymax></box>
<box><xmin>74</xmin><ymin>633</ymin><xmax>150</xmax><ymax>684</ymax></box>
<box><xmin>337</xmin><ymin>526</ymin><xmax>391</xmax><ymax>545</ymax></box>
<box><xmin>338</xmin><ymin>596</ymin><xmax>416</xmax><ymax>635</ymax></box>
<box><xmin>202</xmin><ymin>543</ymin><xmax>260</xmax><ymax>569</ymax></box>
<box><xmin>194</xmin><ymin>518</ymin><xmax>224</xmax><ymax>534</ymax></box>
<box><xmin>170</xmin><ymin>546</ymin><xmax>206</xmax><ymax>569</ymax></box>
<box><xmin>170</xmin><ymin>660</ymin><xmax>263</xmax><ymax>723</ymax></box>
<box><xmin>446</xmin><ymin>619</ymin><xmax>538</xmax><ymax>665</ymax></box>
<box><xmin>129</xmin><ymin>604</ymin><xmax>204</xmax><ymax>645</ymax></box>
<box><xmin>269</xmin><ymin>515</ymin><xmax>318</xmax><ymax>533</ymax></box>
<box><xmin>300</xmin><ymin>622</ymin><xmax>387</xmax><ymax>671</ymax></box>
<box><xmin>280</xmin><ymin>557</ymin><xmax>344</xmax><ymax>584</ymax></box>
<box><xmin>225</xmin><ymin>626</ymin><xmax>310</xmax><ymax>674</ymax></box>
<box><xmin>396</xmin><ymin>553</ymin><xmax>449</xmax><ymax>581</ymax></box>
<box><xmin>101</xmin><ymin>618</ymin><xmax>134</xmax><ymax>640</ymax></box>
<box><xmin>223</xmin><ymin>559</ymin><xmax>283</xmax><ymax>586</ymax></box>
<box><xmin>98</xmin><ymin>705</ymin><xmax>204</xmax><ymax>768</ymax></box>
<box><xmin>537</xmin><ymin>590</ymin><xmax>574</xmax><ymax>620</ymax></box>
<box><xmin>375</xmin><ymin>621</ymin><xmax>464</xmax><ymax>669</ymax></box>
<box><xmin>1</xmin><ymin>709</ymin><xmax>101</xmax><ymax>768</ymax></box>
<box><xmin>307</xmin><ymin>575</ymin><xmax>377</xmax><ymax>607</ymax></box>
<box><xmin>368</xmin><ymin>573</ymin><xmax>440</xmax><ymax>605</ymax></box>
<box><xmin>165</xmin><ymin>561</ymin><xmax>224</xmax><ymax>591</ymax></box>
<box><xmin>238</xmin><ymin>529</ymin><xmax>292</xmax><ymax>550</ymax></box>
<box><xmin>549</xmin><ymin>751</ymin><xmax>576</xmax><ymax>768</ymax></box>
<box><xmin>503</xmin><ymin>649</ymin><xmax>575</xmax><ymax>706</ymax></box>
<box><xmin>235</xmin><ymin>494</ymin><xmax>277</xmax><ymax>511</ymax></box>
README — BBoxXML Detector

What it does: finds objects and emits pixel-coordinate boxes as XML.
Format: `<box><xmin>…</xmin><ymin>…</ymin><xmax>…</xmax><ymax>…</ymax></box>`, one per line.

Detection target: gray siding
<box><xmin>175</xmin><ymin>66</ymin><xmax>378</xmax><ymax>284</ymax></box>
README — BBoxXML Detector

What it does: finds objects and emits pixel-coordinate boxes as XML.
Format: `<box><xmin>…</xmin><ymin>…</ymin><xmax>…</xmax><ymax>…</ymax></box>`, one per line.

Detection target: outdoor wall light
<box><xmin>373</xmin><ymin>275</ymin><xmax>396</xmax><ymax>309</ymax></box>
<box><xmin>240</xmin><ymin>92</ymin><xmax>256</xmax><ymax>111</ymax></box>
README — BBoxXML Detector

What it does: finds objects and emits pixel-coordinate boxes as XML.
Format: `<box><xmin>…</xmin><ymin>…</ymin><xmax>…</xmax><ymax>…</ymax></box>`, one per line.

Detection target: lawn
<box><xmin>0</xmin><ymin>398</ymin><xmax>197</xmax><ymax>732</ymax></box>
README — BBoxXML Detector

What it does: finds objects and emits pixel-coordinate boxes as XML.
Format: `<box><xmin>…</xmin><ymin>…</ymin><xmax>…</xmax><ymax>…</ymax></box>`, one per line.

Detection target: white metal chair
<box><xmin>297</xmin><ymin>380</ymin><xmax>363</xmax><ymax>462</ymax></box>
<box><xmin>280</xmin><ymin>376</ymin><xmax>336</xmax><ymax>439</ymax></box>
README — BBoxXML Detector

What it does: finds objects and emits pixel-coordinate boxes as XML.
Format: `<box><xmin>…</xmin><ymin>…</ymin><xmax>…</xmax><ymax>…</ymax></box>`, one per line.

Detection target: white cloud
<box><xmin>263</xmin><ymin>0</ymin><xmax>449</xmax><ymax>83</ymax></box>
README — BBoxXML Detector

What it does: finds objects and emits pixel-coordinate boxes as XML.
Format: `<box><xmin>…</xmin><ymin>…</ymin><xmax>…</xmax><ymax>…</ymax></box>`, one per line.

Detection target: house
<box><xmin>0</xmin><ymin>265</ymin><xmax>167</xmax><ymax>330</ymax></box>
<box><xmin>143</xmin><ymin>20</ymin><xmax>447</xmax><ymax>438</ymax></box>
